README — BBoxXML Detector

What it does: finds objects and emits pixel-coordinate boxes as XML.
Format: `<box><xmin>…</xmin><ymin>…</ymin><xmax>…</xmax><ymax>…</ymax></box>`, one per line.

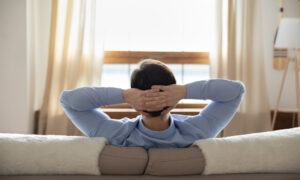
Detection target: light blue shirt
<box><xmin>60</xmin><ymin>79</ymin><xmax>245</xmax><ymax>149</ymax></box>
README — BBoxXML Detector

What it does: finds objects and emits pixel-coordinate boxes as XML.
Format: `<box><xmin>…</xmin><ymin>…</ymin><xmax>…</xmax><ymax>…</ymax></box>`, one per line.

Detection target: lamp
<box><xmin>272</xmin><ymin>18</ymin><xmax>300</xmax><ymax>130</ymax></box>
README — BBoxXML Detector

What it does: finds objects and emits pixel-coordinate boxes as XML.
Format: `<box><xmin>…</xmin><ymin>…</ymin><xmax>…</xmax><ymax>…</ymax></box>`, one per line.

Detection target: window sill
<box><xmin>102</xmin><ymin>102</ymin><xmax>208</xmax><ymax>109</ymax></box>
<box><xmin>102</xmin><ymin>108</ymin><xmax>203</xmax><ymax>113</ymax></box>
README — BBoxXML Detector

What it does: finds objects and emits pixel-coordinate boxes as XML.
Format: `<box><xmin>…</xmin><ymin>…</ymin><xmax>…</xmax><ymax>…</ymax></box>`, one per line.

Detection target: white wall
<box><xmin>262</xmin><ymin>0</ymin><xmax>299</xmax><ymax>110</ymax></box>
<box><xmin>0</xmin><ymin>0</ymin><xmax>31</xmax><ymax>133</ymax></box>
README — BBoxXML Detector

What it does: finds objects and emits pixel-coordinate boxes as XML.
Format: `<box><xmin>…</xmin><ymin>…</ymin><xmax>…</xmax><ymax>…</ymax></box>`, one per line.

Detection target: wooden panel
<box><xmin>270</xmin><ymin>110</ymin><xmax>298</xmax><ymax>130</ymax></box>
<box><xmin>33</xmin><ymin>109</ymin><xmax>299</xmax><ymax>134</ymax></box>
<box><xmin>102</xmin><ymin>103</ymin><xmax>207</xmax><ymax>109</ymax></box>
<box><xmin>104</xmin><ymin>110</ymin><xmax>201</xmax><ymax>119</ymax></box>
<box><xmin>104</xmin><ymin>51</ymin><xmax>209</xmax><ymax>64</ymax></box>
<box><xmin>34</xmin><ymin>111</ymin><xmax>40</xmax><ymax>134</ymax></box>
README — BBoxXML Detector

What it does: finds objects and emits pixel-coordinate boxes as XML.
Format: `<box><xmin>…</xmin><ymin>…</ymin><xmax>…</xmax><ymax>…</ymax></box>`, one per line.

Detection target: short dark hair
<box><xmin>131</xmin><ymin>59</ymin><xmax>176</xmax><ymax>117</ymax></box>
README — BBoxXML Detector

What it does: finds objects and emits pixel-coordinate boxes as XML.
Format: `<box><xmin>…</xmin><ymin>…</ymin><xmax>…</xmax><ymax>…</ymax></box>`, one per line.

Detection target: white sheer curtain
<box><xmin>210</xmin><ymin>0</ymin><xmax>271</xmax><ymax>136</ymax></box>
<box><xmin>28</xmin><ymin>0</ymin><xmax>105</xmax><ymax>135</ymax></box>
<box><xmin>27</xmin><ymin>0</ymin><xmax>52</xmax><ymax>134</ymax></box>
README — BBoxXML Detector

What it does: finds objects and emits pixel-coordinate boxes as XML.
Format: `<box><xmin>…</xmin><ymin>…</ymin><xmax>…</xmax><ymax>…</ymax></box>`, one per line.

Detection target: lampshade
<box><xmin>275</xmin><ymin>18</ymin><xmax>300</xmax><ymax>49</ymax></box>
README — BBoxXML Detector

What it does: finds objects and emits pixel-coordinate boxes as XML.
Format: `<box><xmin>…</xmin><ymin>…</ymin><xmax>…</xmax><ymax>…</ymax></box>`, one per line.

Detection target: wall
<box><xmin>262</xmin><ymin>0</ymin><xmax>299</xmax><ymax>110</ymax></box>
<box><xmin>0</xmin><ymin>0</ymin><xmax>30</xmax><ymax>133</ymax></box>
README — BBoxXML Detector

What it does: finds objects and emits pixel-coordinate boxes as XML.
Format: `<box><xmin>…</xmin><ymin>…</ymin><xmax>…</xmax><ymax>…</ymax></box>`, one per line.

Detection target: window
<box><xmin>99</xmin><ymin>0</ymin><xmax>212</xmax><ymax>111</ymax></box>
<box><xmin>102</xmin><ymin>51</ymin><xmax>210</xmax><ymax>87</ymax></box>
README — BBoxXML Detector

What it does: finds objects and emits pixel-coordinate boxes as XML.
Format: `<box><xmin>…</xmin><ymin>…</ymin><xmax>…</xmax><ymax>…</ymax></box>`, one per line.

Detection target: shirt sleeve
<box><xmin>59</xmin><ymin>86</ymin><xmax>130</xmax><ymax>143</ymax></box>
<box><xmin>183</xmin><ymin>79</ymin><xmax>245</xmax><ymax>138</ymax></box>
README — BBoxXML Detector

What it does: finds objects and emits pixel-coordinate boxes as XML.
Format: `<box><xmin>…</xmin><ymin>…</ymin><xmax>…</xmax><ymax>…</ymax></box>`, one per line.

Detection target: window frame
<box><xmin>104</xmin><ymin>51</ymin><xmax>209</xmax><ymax>64</ymax></box>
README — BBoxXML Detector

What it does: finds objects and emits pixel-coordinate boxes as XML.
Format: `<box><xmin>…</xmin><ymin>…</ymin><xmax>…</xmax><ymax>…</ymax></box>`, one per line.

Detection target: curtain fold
<box><xmin>210</xmin><ymin>0</ymin><xmax>271</xmax><ymax>136</ymax></box>
<box><xmin>38</xmin><ymin>0</ymin><xmax>104</xmax><ymax>135</ymax></box>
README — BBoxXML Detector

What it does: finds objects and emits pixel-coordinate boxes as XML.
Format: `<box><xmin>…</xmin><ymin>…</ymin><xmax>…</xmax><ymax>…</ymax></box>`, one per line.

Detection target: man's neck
<box><xmin>142</xmin><ymin>114</ymin><xmax>170</xmax><ymax>131</ymax></box>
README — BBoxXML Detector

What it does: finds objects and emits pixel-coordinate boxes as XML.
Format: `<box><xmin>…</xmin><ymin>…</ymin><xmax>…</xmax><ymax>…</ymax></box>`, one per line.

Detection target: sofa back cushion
<box><xmin>192</xmin><ymin>127</ymin><xmax>300</xmax><ymax>175</ymax></box>
<box><xmin>0</xmin><ymin>133</ymin><xmax>107</xmax><ymax>175</ymax></box>
<box><xmin>99</xmin><ymin>145</ymin><xmax>148</xmax><ymax>175</ymax></box>
<box><xmin>145</xmin><ymin>147</ymin><xmax>205</xmax><ymax>176</ymax></box>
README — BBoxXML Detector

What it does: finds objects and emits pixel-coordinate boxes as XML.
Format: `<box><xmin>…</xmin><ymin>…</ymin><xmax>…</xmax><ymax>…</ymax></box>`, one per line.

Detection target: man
<box><xmin>60</xmin><ymin>59</ymin><xmax>245</xmax><ymax>149</ymax></box>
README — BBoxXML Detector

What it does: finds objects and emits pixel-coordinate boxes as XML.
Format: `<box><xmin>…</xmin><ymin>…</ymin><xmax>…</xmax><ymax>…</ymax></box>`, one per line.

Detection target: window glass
<box><xmin>183</xmin><ymin>64</ymin><xmax>210</xmax><ymax>84</ymax></box>
<box><xmin>168</xmin><ymin>64</ymin><xmax>183</xmax><ymax>85</ymax></box>
<box><xmin>101</xmin><ymin>64</ymin><xmax>130</xmax><ymax>88</ymax></box>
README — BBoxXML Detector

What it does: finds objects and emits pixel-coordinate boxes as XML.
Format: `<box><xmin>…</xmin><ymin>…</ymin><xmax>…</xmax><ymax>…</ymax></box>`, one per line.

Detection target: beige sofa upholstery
<box><xmin>1</xmin><ymin>174</ymin><xmax>300</xmax><ymax>180</ymax></box>
<box><xmin>98</xmin><ymin>145</ymin><xmax>205</xmax><ymax>176</ymax></box>
<box><xmin>99</xmin><ymin>145</ymin><xmax>148</xmax><ymax>175</ymax></box>
<box><xmin>1</xmin><ymin>128</ymin><xmax>300</xmax><ymax>179</ymax></box>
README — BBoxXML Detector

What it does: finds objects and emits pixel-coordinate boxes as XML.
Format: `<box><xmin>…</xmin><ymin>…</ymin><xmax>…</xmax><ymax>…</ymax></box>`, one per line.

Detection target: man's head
<box><xmin>131</xmin><ymin>59</ymin><xmax>176</xmax><ymax>117</ymax></box>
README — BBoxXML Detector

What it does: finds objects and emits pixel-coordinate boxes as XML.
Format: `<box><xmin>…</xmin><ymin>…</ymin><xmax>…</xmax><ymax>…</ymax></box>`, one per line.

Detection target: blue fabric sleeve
<box><xmin>184</xmin><ymin>79</ymin><xmax>245</xmax><ymax>138</ymax></box>
<box><xmin>60</xmin><ymin>87</ymin><xmax>129</xmax><ymax>142</ymax></box>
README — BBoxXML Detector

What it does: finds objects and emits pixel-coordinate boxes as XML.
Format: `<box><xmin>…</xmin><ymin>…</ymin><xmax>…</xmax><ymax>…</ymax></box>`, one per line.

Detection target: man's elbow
<box><xmin>237</xmin><ymin>81</ymin><xmax>246</xmax><ymax>95</ymax></box>
<box><xmin>232</xmin><ymin>81</ymin><xmax>246</xmax><ymax>101</ymax></box>
<box><xmin>59</xmin><ymin>91</ymin><xmax>69</xmax><ymax>106</ymax></box>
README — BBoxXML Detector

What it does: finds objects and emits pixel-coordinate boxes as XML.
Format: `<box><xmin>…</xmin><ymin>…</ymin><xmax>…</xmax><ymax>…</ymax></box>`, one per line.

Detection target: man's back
<box><xmin>60</xmin><ymin>79</ymin><xmax>245</xmax><ymax>149</ymax></box>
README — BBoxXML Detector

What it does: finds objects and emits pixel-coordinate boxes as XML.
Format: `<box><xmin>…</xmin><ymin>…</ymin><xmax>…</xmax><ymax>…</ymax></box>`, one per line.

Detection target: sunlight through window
<box><xmin>99</xmin><ymin>0</ymin><xmax>212</xmax><ymax>105</ymax></box>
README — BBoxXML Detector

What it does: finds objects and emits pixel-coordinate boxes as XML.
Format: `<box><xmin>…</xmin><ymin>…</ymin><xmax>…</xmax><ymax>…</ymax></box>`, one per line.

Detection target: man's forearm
<box><xmin>185</xmin><ymin>79</ymin><xmax>245</xmax><ymax>102</ymax></box>
<box><xmin>122</xmin><ymin>89</ymin><xmax>136</xmax><ymax>105</ymax></box>
<box><xmin>60</xmin><ymin>87</ymin><xmax>124</xmax><ymax>111</ymax></box>
<box><xmin>178</xmin><ymin>84</ymin><xmax>187</xmax><ymax>100</ymax></box>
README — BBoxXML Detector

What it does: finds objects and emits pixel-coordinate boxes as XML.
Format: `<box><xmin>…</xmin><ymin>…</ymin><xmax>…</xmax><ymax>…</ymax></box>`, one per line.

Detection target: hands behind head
<box><xmin>122</xmin><ymin>84</ymin><xmax>187</xmax><ymax>117</ymax></box>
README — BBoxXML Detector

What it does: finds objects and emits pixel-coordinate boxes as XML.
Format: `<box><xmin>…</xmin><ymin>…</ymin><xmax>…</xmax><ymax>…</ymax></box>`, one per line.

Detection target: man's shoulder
<box><xmin>171</xmin><ymin>114</ymin><xmax>193</xmax><ymax>122</ymax></box>
<box><xmin>120</xmin><ymin>115</ymin><xmax>141</xmax><ymax>124</ymax></box>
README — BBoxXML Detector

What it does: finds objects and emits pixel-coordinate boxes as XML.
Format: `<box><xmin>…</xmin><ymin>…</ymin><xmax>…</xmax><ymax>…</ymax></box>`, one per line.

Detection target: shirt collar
<box><xmin>138</xmin><ymin>115</ymin><xmax>175</xmax><ymax>139</ymax></box>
